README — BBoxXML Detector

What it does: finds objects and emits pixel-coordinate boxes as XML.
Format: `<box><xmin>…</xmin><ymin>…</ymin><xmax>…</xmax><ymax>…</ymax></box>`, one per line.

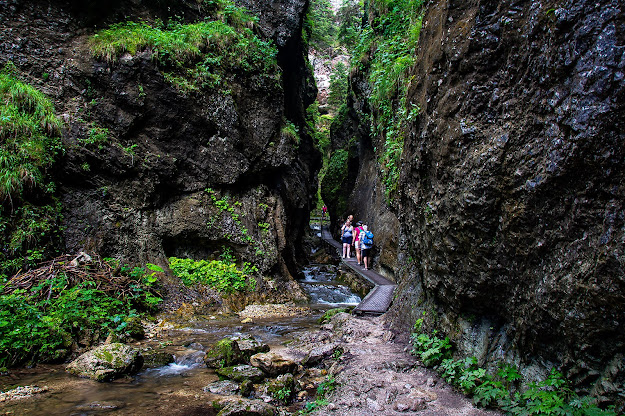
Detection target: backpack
<box><xmin>362</xmin><ymin>231</ymin><xmax>374</xmax><ymax>246</ymax></box>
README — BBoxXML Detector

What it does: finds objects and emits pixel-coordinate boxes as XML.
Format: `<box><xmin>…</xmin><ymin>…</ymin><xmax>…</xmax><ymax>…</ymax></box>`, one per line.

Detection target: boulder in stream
<box><xmin>250</xmin><ymin>352</ymin><xmax>297</xmax><ymax>377</ymax></box>
<box><xmin>142</xmin><ymin>350</ymin><xmax>175</xmax><ymax>368</ymax></box>
<box><xmin>233</xmin><ymin>335</ymin><xmax>270</xmax><ymax>361</ymax></box>
<box><xmin>216</xmin><ymin>364</ymin><xmax>265</xmax><ymax>383</ymax></box>
<box><xmin>204</xmin><ymin>380</ymin><xmax>240</xmax><ymax>396</ymax></box>
<box><xmin>66</xmin><ymin>343</ymin><xmax>143</xmax><ymax>382</ymax></box>
<box><xmin>205</xmin><ymin>338</ymin><xmax>244</xmax><ymax>368</ymax></box>
<box><xmin>213</xmin><ymin>398</ymin><xmax>277</xmax><ymax>416</ymax></box>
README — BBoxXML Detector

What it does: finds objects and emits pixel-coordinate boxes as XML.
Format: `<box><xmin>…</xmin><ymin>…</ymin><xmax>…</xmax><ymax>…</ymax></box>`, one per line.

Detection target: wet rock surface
<box><xmin>0</xmin><ymin>386</ymin><xmax>49</xmax><ymax>403</ymax></box>
<box><xmin>215</xmin><ymin>365</ymin><xmax>266</xmax><ymax>384</ymax></box>
<box><xmin>213</xmin><ymin>398</ymin><xmax>277</xmax><ymax>416</ymax></box>
<box><xmin>335</xmin><ymin>0</ymin><xmax>625</xmax><ymax>406</ymax></box>
<box><xmin>65</xmin><ymin>343</ymin><xmax>143</xmax><ymax>382</ymax></box>
<box><xmin>204</xmin><ymin>380</ymin><xmax>240</xmax><ymax>396</ymax></box>
<box><xmin>250</xmin><ymin>352</ymin><xmax>298</xmax><ymax>377</ymax></box>
<box><xmin>238</xmin><ymin>304</ymin><xmax>312</xmax><ymax>320</ymax></box>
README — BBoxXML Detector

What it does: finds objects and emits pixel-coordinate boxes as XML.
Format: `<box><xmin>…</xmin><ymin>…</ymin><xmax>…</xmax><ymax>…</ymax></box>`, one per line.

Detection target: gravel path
<box><xmin>307</xmin><ymin>313</ymin><xmax>502</xmax><ymax>416</ymax></box>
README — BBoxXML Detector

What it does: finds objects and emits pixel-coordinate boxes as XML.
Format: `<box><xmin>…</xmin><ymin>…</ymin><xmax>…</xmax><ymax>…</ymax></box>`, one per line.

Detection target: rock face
<box><xmin>0</xmin><ymin>0</ymin><xmax>319</xmax><ymax>303</ymax></box>
<box><xmin>250</xmin><ymin>352</ymin><xmax>298</xmax><ymax>376</ymax></box>
<box><xmin>336</xmin><ymin>0</ymin><xmax>624</xmax><ymax>406</ymax></box>
<box><xmin>66</xmin><ymin>343</ymin><xmax>143</xmax><ymax>381</ymax></box>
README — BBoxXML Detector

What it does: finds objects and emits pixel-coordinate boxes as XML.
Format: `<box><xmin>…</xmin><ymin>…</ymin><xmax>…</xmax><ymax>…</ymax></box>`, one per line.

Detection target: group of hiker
<box><xmin>340</xmin><ymin>215</ymin><xmax>374</xmax><ymax>270</ymax></box>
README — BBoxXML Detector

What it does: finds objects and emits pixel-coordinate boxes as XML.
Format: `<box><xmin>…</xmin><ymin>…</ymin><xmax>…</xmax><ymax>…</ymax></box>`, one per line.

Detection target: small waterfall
<box><xmin>300</xmin><ymin>265</ymin><xmax>361</xmax><ymax>306</ymax></box>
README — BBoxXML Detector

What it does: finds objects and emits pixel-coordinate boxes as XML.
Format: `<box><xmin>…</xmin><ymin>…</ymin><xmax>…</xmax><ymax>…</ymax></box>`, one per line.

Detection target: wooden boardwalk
<box><xmin>321</xmin><ymin>227</ymin><xmax>397</xmax><ymax>315</ymax></box>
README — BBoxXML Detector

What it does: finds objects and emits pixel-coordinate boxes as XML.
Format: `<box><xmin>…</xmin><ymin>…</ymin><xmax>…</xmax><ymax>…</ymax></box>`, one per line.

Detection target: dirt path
<box><xmin>304</xmin><ymin>313</ymin><xmax>502</xmax><ymax>416</ymax></box>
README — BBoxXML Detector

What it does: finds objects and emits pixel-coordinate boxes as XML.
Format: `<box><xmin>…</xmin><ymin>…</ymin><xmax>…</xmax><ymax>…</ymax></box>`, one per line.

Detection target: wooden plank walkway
<box><xmin>321</xmin><ymin>227</ymin><xmax>397</xmax><ymax>315</ymax></box>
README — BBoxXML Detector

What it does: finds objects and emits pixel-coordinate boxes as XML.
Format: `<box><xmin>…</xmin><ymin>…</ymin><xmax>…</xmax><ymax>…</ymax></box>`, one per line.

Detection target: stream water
<box><xmin>0</xmin><ymin>265</ymin><xmax>359</xmax><ymax>415</ymax></box>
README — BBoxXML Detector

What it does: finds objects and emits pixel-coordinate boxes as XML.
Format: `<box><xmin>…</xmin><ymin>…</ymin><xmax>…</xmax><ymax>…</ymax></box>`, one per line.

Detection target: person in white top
<box><xmin>340</xmin><ymin>220</ymin><xmax>353</xmax><ymax>258</ymax></box>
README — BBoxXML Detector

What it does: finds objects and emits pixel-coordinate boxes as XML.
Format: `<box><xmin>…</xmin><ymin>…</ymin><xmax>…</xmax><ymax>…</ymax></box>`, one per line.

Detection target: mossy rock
<box><xmin>233</xmin><ymin>335</ymin><xmax>270</xmax><ymax>361</ymax></box>
<box><xmin>213</xmin><ymin>398</ymin><xmax>277</xmax><ymax>416</ymax></box>
<box><xmin>142</xmin><ymin>350</ymin><xmax>175</xmax><ymax>368</ymax></box>
<box><xmin>124</xmin><ymin>316</ymin><xmax>145</xmax><ymax>339</ymax></box>
<box><xmin>205</xmin><ymin>338</ymin><xmax>244</xmax><ymax>369</ymax></box>
<box><xmin>66</xmin><ymin>343</ymin><xmax>143</xmax><ymax>382</ymax></box>
<box><xmin>318</xmin><ymin>308</ymin><xmax>350</xmax><ymax>324</ymax></box>
<box><xmin>215</xmin><ymin>364</ymin><xmax>265</xmax><ymax>383</ymax></box>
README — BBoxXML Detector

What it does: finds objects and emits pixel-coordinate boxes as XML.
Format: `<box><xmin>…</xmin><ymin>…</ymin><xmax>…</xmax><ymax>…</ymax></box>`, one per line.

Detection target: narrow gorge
<box><xmin>0</xmin><ymin>0</ymin><xmax>623</xmax><ymax>414</ymax></box>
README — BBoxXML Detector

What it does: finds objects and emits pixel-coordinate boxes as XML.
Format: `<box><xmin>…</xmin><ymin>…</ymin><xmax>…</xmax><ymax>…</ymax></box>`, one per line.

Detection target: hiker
<box><xmin>360</xmin><ymin>224</ymin><xmax>374</xmax><ymax>270</ymax></box>
<box><xmin>341</xmin><ymin>220</ymin><xmax>353</xmax><ymax>258</ymax></box>
<box><xmin>353</xmin><ymin>221</ymin><xmax>364</xmax><ymax>265</ymax></box>
<box><xmin>322</xmin><ymin>205</ymin><xmax>327</xmax><ymax>220</ymax></box>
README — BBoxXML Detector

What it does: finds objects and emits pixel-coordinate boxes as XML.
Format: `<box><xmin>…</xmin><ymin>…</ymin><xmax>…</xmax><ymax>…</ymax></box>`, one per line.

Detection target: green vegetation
<box><xmin>317</xmin><ymin>307</ymin><xmax>349</xmax><ymax>324</ymax></box>
<box><xmin>0</xmin><ymin>258</ymin><xmax>161</xmax><ymax>367</ymax></box>
<box><xmin>168</xmin><ymin>253</ymin><xmax>257</xmax><ymax>294</ymax></box>
<box><xmin>304</xmin><ymin>0</ymin><xmax>336</xmax><ymax>51</ymax></box>
<box><xmin>320</xmin><ymin>149</ymin><xmax>349</xmax><ymax>216</ymax></box>
<box><xmin>327</xmin><ymin>61</ymin><xmax>349</xmax><ymax>110</ymax></box>
<box><xmin>298</xmin><ymin>375</ymin><xmax>338</xmax><ymax>414</ymax></box>
<box><xmin>90</xmin><ymin>0</ymin><xmax>278</xmax><ymax>92</ymax></box>
<box><xmin>336</xmin><ymin>0</ymin><xmax>363</xmax><ymax>49</ymax></box>
<box><xmin>281</xmin><ymin>120</ymin><xmax>300</xmax><ymax>144</ymax></box>
<box><xmin>410</xmin><ymin>320</ymin><xmax>617</xmax><ymax>415</ymax></box>
<box><xmin>0</xmin><ymin>62</ymin><xmax>64</xmax><ymax>279</ymax></box>
<box><xmin>355</xmin><ymin>0</ymin><xmax>424</xmax><ymax>202</ymax></box>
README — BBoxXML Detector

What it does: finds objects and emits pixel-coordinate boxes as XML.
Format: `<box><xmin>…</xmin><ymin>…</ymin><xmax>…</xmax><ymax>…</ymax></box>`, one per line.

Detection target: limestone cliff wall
<box><xmin>332</xmin><ymin>0</ymin><xmax>624</xmax><ymax>405</ymax></box>
<box><xmin>389</xmin><ymin>0</ymin><xmax>624</xmax><ymax>404</ymax></box>
<box><xmin>0</xmin><ymin>0</ymin><xmax>319</xmax><ymax>302</ymax></box>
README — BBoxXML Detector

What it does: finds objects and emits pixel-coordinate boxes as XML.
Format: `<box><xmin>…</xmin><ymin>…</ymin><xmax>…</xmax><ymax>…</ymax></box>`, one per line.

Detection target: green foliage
<box><xmin>274</xmin><ymin>386</ymin><xmax>292</xmax><ymax>402</ymax></box>
<box><xmin>317</xmin><ymin>375</ymin><xmax>337</xmax><ymax>397</ymax></box>
<box><xmin>304</xmin><ymin>0</ymin><xmax>336</xmax><ymax>50</ymax></box>
<box><xmin>317</xmin><ymin>307</ymin><xmax>349</xmax><ymax>324</ymax></box>
<box><xmin>327</xmin><ymin>61</ymin><xmax>349</xmax><ymax>110</ymax></box>
<box><xmin>410</xmin><ymin>331</ymin><xmax>452</xmax><ymax>366</ymax></box>
<box><xmin>0</xmin><ymin>262</ymin><xmax>161</xmax><ymax>367</ymax></box>
<box><xmin>355</xmin><ymin>0</ymin><xmax>424</xmax><ymax>202</ymax></box>
<box><xmin>320</xmin><ymin>149</ymin><xmax>349</xmax><ymax>217</ymax></box>
<box><xmin>83</xmin><ymin>125</ymin><xmax>109</xmax><ymax>146</ymax></box>
<box><xmin>90</xmin><ymin>3</ymin><xmax>278</xmax><ymax>92</ymax></box>
<box><xmin>0</xmin><ymin>63</ymin><xmax>62</xmax><ymax>200</ymax></box>
<box><xmin>0</xmin><ymin>63</ymin><xmax>64</xmax><ymax>278</ymax></box>
<box><xmin>281</xmin><ymin>120</ymin><xmax>300</xmax><ymax>144</ymax></box>
<box><xmin>410</xmin><ymin>322</ymin><xmax>617</xmax><ymax>415</ymax></box>
<box><xmin>168</xmin><ymin>255</ymin><xmax>257</xmax><ymax>294</ymax></box>
<box><xmin>336</xmin><ymin>0</ymin><xmax>363</xmax><ymax>49</ymax></box>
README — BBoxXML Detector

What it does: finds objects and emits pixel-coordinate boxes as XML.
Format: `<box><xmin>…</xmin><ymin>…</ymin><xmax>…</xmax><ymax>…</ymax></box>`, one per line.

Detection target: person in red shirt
<box><xmin>352</xmin><ymin>221</ymin><xmax>364</xmax><ymax>265</ymax></box>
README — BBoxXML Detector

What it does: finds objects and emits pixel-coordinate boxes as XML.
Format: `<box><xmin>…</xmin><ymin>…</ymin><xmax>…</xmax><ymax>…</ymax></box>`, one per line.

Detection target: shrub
<box><xmin>410</xmin><ymin>321</ymin><xmax>617</xmax><ymax>415</ymax></box>
<box><xmin>0</xmin><ymin>257</ymin><xmax>161</xmax><ymax>367</ymax></box>
<box><xmin>168</xmin><ymin>256</ymin><xmax>256</xmax><ymax>293</ymax></box>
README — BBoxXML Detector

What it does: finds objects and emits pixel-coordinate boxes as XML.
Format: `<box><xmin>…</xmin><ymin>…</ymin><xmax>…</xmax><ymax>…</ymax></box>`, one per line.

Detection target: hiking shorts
<box><xmin>342</xmin><ymin>236</ymin><xmax>352</xmax><ymax>244</ymax></box>
<box><xmin>361</xmin><ymin>248</ymin><xmax>371</xmax><ymax>257</ymax></box>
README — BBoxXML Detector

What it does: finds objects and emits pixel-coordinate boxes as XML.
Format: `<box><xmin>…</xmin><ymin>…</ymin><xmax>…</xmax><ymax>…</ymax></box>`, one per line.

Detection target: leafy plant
<box><xmin>0</xmin><ymin>258</ymin><xmax>161</xmax><ymax>367</ymax></box>
<box><xmin>168</xmin><ymin>255</ymin><xmax>256</xmax><ymax>293</ymax></box>
<box><xmin>410</xmin><ymin>331</ymin><xmax>451</xmax><ymax>366</ymax></box>
<box><xmin>410</xmin><ymin>320</ymin><xmax>617</xmax><ymax>415</ymax></box>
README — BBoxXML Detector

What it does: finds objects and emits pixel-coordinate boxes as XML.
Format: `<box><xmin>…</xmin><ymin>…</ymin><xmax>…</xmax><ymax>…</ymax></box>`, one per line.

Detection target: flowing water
<box><xmin>0</xmin><ymin>265</ymin><xmax>359</xmax><ymax>415</ymax></box>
